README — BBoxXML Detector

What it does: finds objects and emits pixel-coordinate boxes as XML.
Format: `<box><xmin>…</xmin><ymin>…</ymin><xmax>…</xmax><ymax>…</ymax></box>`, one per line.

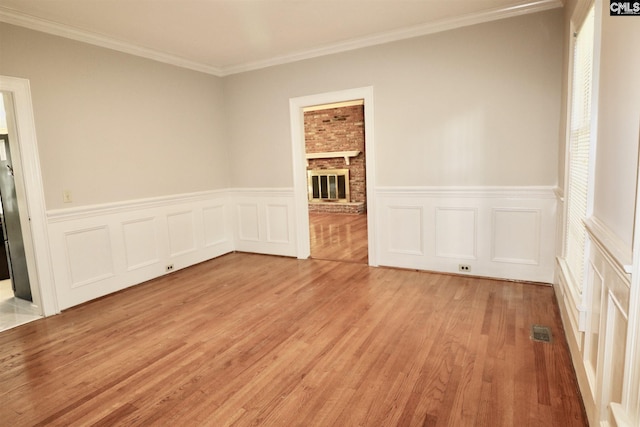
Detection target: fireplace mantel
<box><xmin>305</xmin><ymin>150</ymin><xmax>360</xmax><ymax>166</ymax></box>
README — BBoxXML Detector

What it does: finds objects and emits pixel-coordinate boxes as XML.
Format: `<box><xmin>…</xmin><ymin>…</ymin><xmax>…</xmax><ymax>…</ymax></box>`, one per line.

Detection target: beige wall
<box><xmin>592</xmin><ymin>1</ymin><xmax>640</xmax><ymax>249</ymax></box>
<box><xmin>0</xmin><ymin>9</ymin><xmax>564</xmax><ymax>208</ymax></box>
<box><xmin>0</xmin><ymin>23</ymin><xmax>229</xmax><ymax>210</ymax></box>
<box><xmin>224</xmin><ymin>9</ymin><xmax>563</xmax><ymax>188</ymax></box>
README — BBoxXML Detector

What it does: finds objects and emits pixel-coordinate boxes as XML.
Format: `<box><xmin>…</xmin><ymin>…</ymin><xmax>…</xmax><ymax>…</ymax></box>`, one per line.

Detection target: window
<box><xmin>564</xmin><ymin>6</ymin><xmax>595</xmax><ymax>293</ymax></box>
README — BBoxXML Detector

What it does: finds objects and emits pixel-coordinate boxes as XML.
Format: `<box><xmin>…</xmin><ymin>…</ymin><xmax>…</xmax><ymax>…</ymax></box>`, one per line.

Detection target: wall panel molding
<box><xmin>491</xmin><ymin>208</ymin><xmax>541</xmax><ymax>265</ymax></box>
<box><xmin>47</xmin><ymin>191</ymin><xmax>234</xmax><ymax>310</ymax></box>
<box><xmin>435</xmin><ymin>207</ymin><xmax>477</xmax><ymax>260</ymax></box>
<box><xmin>166</xmin><ymin>211</ymin><xmax>197</xmax><ymax>257</ymax></box>
<box><xmin>231</xmin><ymin>189</ymin><xmax>297</xmax><ymax>257</ymax></box>
<box><xmin>47</xmin><ymin>186</ymin><xmax>559</xmax><ymax>309</ymax></box>
<box><xmin>64</xmin><ymin>226</ymin><xmax>114</xmax><ymax>288</ymax></box>
<box><xmin>376</xmin><ymin>186</ymin><xmax>557</xmax><ymax>282</ymax></box>
<box><xmin>387</xmin><ymin>205</ymin><xmax>424</xmax><ymax>256</ymax></box>
<box><xmin>47</xmin><ymin>189</ymin><xmax>299</xmax><ymax>310</ymax></box>
<box><xmin>237</xmin><ymin>203</ymin><xmax>261</xmax><ymax>242</ymax></box>
<box><xmin>266</xmin><ymin>204</ymin><xmax>291</xmax><ymax>244</ymax></box>
<box><xmin>122</xmin><ymin>217</ymin><xmax>159</xmax><ymax>272</ymax></box>
<box><xmin>555</xmin><ymin>217</ymin><xmax>633</xmax><ymax>426</ymax></box>
<box><xmin>203</xmin><ymin>205</ymin><xmax>227</xmax><ymax>247</ymax></box>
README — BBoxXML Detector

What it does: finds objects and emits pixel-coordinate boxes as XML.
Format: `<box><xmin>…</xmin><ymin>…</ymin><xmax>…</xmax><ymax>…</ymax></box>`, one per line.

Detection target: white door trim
<box><xmin>289</xmin><ymin>86</ymin><xmax>377</xmax><ymax>266</ymax></box>
<box><xmin>0</xmin><ymin>75</ymin><xmax>58</xmax><ymax>316</ymax></box>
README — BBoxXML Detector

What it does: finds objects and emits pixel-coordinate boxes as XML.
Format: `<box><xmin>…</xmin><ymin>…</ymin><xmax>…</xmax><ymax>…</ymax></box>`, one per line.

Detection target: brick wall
<box><xmin>304</xmin><ymin>105</ymin><xmax>366</xmax><ymax>214</ymax></box>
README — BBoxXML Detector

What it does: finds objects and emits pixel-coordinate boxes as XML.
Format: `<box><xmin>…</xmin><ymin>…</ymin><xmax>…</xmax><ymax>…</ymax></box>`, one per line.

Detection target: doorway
<box><xmin>303</xmin><ymin>101</ymin><xmax>368</xmax><ymax>263</ymax></box>
<box><xmin>0</xmin><ymin>132</ymin><xmax>32</xmax><ymax>300</ymax></box>
<box><xmin>0</xmin><ymin>91</ymin><xmax>42</xmax><ymax>331</ymax></box>
<box><xmin>289</xmin><ymin>86</ymin><xmax>377</xmax><ymax>266</ymax></box>
<box><xmin>0</xmin><ymin>75</ymin><xmax>57</xmax><ymax>320</ymax></box>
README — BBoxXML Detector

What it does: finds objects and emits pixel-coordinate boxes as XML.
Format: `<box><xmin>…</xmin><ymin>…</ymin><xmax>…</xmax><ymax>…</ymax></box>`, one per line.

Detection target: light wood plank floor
<box><xmin>309</xmin><ymin>213</ymin><xmax>368</xmax><ymax>264</ymax></box>
<box><xmin>0</xmin><ymin>253</ymin><xmax>586</xmax><ymax>426</ymax></box>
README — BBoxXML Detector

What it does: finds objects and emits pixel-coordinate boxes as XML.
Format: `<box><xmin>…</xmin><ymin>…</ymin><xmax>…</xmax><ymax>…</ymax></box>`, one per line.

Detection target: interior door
<box><xmin>0</xmin><ymin>133</ymin><xmax>31</xmax><ymax>301</ymax></box>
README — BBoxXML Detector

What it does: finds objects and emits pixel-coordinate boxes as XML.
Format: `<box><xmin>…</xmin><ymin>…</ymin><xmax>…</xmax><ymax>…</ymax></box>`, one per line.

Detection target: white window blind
<box><xmin>565</xmin><ymin>6</ymin><xmax>595</xmax><ymax>293</ymax></box>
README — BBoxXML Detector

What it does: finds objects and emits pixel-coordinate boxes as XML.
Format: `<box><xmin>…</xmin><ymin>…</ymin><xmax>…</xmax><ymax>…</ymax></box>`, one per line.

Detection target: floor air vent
<box><xmin>531</xmin><ymin>325</ymin><xmax>552</xmax><ymax>343</ymax></box>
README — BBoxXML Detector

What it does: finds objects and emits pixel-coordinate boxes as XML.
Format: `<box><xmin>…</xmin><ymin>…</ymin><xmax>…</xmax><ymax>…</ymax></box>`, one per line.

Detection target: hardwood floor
<box><xmin>309</xmin><ymin>212</ymin><xmax>368</xmax><ymax>263</ymax></box>
<box><xmin>0</xmin><ymin>253</ymin><xmax>586</xmax><ymax>426</ymax></box>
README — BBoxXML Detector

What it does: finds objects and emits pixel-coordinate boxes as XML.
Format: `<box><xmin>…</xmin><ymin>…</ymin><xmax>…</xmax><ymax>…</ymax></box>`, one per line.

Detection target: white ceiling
<box><xmin>0</xmin><ymin>0</ymin><xmax>562</xmax><ymax>76</ymax></box>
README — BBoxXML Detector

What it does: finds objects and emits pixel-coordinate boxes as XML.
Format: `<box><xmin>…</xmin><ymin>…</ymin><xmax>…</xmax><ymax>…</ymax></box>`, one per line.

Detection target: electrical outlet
<box><xmin>63</xmin><ymin>190</ymin><xmax>72</xmax><ymax>203</ymax></box>
<box><xmin>458</xmin><ymin>264</ymin><xmax>471</xmax><ymax>272</ymax></box>
<box><xmin>166</xmin><ymin>264</ymin><xmax>174</xmax><ymax>272</ymax></box>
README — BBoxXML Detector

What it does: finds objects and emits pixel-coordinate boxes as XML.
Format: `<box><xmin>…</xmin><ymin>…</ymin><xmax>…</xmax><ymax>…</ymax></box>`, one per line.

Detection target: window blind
<box><xmin>565</xmin><ymin>6</ymin><xmax>595</xmax><ymax>293</ymax></box>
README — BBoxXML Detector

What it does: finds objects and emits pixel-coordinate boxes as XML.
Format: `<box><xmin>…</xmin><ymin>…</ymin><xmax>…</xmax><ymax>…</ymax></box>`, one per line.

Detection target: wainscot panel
<box><xmin>231</xmin><ymin>189</ymin><xmax>297</xmax><ymax>257</ymax></box>
<box><xmin>47</xmin><ymin>191</ymin><xmax>234</xmax><ymax>310</ymax></box>
<box><xmin>555</xmin><ymin>216</ymin><xmax>633</xmax><ymax>427</ymax></box>
<box><xmin>375</xmin><ymin>187</ymin><xmax>557</xmax><ymax>283</ymax></box>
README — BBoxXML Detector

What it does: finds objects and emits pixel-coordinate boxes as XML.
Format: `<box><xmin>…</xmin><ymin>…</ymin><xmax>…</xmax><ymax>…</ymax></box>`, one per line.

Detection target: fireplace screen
<box><xmin>307</xmin><ymin>169</ymin><xmax>350</xmax><ymax>202</ymax></box>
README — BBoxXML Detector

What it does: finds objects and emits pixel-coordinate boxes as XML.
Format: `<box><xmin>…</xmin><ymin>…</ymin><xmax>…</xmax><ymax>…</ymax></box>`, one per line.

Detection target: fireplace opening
<box><xmin>308</xmin><ymin>169</ymin><xmax>350</xmax><ymax>203</ymax></box>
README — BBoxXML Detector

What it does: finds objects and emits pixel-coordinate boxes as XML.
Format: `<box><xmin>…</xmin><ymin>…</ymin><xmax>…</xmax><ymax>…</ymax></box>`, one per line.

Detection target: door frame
<box><xmin>1</xmin><ymin>75</ymin><xmax>58</xmax><ymax>316</ymax></box>
<box><xmin>289</xmin><ymin>86</ymin><xmax>377</xmax><ymax>266</ymax></box>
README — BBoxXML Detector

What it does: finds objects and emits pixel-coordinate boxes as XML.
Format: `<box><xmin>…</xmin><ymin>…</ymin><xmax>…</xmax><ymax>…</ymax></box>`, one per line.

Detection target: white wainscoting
<box><xmin>231</xmin><ymin>188</ymin><xmax>298</xmax><ymax>257</ymax></box>
<box><xmin>555</xmin><ymin>216</ymin><xmax>634</xmax><ymax>427</ymax></box>
<box><xmin>47</xmin><ymin>186</ymin><xmax>557</xmax><ymax>310</ymax></box>
<box><xmin>47</xmin><ymin>190</ymin><xmax>234</xmax><ymax>310</ymax></box>
<box><xmin>376</xmin><ymin>187</ymin><xmax>557</xmax><ymax>283</ymax></box>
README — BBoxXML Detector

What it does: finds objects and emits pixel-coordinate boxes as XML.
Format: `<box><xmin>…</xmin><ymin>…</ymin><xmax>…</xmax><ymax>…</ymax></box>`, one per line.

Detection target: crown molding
<box><xmin>0</xmin><ymin>7</ymin><xmax>225</xmax><ymax>76</ymax></box>
<box><xmin>221</xmin><ymin>0</ymin><xmax>563</xmax><ymax>76</ymax></box>
<box><xmin>0</xmin><ymin>0</ymin><xmax>562</xmax><ymax>78</ymax></box>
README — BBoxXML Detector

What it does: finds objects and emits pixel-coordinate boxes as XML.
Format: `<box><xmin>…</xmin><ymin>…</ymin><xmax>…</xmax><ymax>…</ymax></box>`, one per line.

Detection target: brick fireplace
<box><xmin>304</xmin><ymin>103</ymin><xmax>366</xmax><ymax>214</ymax></box>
